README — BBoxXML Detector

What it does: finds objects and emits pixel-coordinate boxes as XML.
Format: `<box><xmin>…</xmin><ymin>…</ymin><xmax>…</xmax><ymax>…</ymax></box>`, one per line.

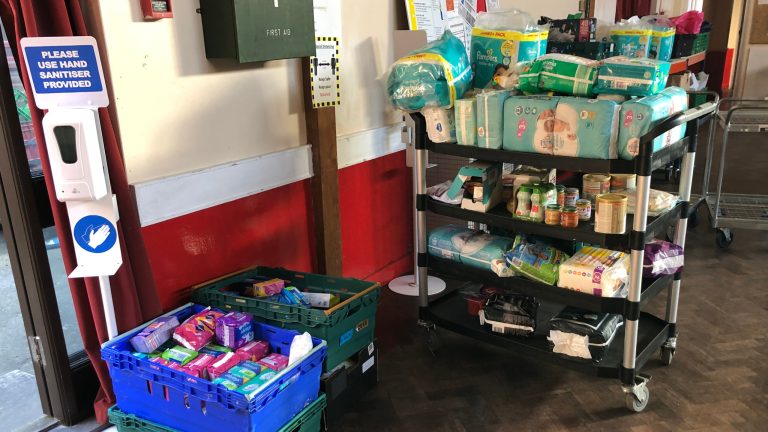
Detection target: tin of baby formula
<box><xmin>595</xmin><ymin>193</ymin><xmax>628</xmax><ymax>234</ymax></box>
<box><xmin>564</xmin><ymin>187</ymin><xmax>580</xmax><ymax>207</ymax></box>
<box><xmin>576</xmin><ymin>199</ymin><xmax>592</xmax><ymax>221</ymax></box>
<box><xmin>545</xmin><ymin>204</ymin><xmax>561</xmax><ymax>225</ymax></box>
<box><xmin>560</xmin><ymin>206</ymin><xmax>578</xmax><ymax>228</ymax></box>
<box><xmin>556</xmin><ymin>185</ymin><xmax>566</xmax><ymax>207</ymax></box>
<box><xmin>610</xmin><ymin>174</ymin><xmax>637</xmax><ymax>192</ymax></box>
<box><xmin>583</xmin><ymin>174</ymin><xmax>611</xmax><ymax>202</ymax></box>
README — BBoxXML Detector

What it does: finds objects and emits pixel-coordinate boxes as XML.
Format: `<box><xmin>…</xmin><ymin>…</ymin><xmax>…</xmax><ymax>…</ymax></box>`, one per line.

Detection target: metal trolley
<box><xmin>409</xmin><ymin>102</ymin><xmax>716</xmax><ymax>412</ymax></box>
<box><xmin>700</xmin><ymin>98</ymin><xmax>768</xmax><ymax>248</ymax></box>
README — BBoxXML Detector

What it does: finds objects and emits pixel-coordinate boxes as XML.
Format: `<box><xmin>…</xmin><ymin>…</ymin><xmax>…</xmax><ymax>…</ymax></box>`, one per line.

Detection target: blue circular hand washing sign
<box><xmin>73</xmin><ymin>215</ymin><xmax>117</xmax><ymax>253</ymax></box>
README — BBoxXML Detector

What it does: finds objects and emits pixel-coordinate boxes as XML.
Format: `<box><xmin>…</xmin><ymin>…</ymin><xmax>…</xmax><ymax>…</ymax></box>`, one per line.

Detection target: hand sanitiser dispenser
<box><xmin>42</xmin><ymin>108</ymin><xmax>109</xmax><ymax>202</ymax></box>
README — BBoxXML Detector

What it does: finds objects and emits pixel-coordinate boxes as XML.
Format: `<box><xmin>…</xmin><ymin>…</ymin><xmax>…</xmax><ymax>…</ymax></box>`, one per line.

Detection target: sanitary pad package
<box><xmin>502</xmin><ymin>96</ymin><xmax>559</xmax><ymax>154</ymax></box>
<box><xmin>536</xmin><ymin>54</ymin><xmax>598</xmax><ymax>96</ymax></box>
<box><xmin>455</xmin><ymin>98</ymin><xmax>477</xmax><ymax>145</ymax></box>
<box><xmin>173</xmin><ymin>307</ymin><xmax>222</xmax><ymax>351</ymax></box>
<box><xmin>257</xmin><ymin>353</ymin><xmax>289</xmax><ymax>371</ymax></box>
<box><xmin>215</xmin><ymin>311</ymin><xmax>254</xmax><ymax>349</ymax></box>
<box><xmin>207</xmin><ymin>351</ymin><xmax>242</xmax><ymax>380</ymax></box>
<box><xmin>595</xmin><ymin>57</ymin><xmax>670</xmax><ymax>97</ymax></box>
<box><xmin>558</xmin><ymin>246</ymin><xmax>629</xmax><ymax>297</ymax></box>
<box><xmin>235</xmin><ymin>340</ymin><xmax>270</xmax><ymax>362</ymax></box>
<box><xmin>245</xmin><ymin>278</ymin><xmax>284</xmax><ymax>297</ymax></box>
<box><xmin>617</xmin><ymin>86</ymin><xmax>688</xmax><ymax>160</ymax></box>
<box><xmin>198</xmin><ymin>344</ymin><xmax>231</xmax><ymax>357</ymax></box>
<box><xmin>423</xmin><ymin>107</ymin><xmax>456</xmax><ymax>143</ymax></box>
<box><xmin>161</xmin><ymin>346</ymin><xmax>198</xmax><ymax>366</ymax></box>
<box><xmin>504</xmin><ymin>234</ymin><xmax>569</xmax><ymax>285</ymax></box>
<box><xmin>130</xmin><ymin>316</ymin><xmax>179</xmax><ymax>353</ymax></box>
<box><xmin>180</xmin><ymin>353</ymin><xmax>216</xmax><ymax>379</ymax></box>
<box><xmin>476</xmin><ymin>90</ymin><xmax>512</xmax><ymax>149</ymax></box>
<box><xmin>428</xmin><ymin>225</ymin><xmax>514</xmax><ymax>272</ymax></box>
<box><xmin>387</xmin><ymin>31</ymin><xmax>471</xmax><ymax>111</ymax></box>
<box><xmin>552</xmin><ymin>98</ymin><xmax>620</xmax><ymax>159</ymax></box>
<box><xmin>236</xmin><ymin>369</ymin><xmax>279</xmax><ymax>400</ymax></box>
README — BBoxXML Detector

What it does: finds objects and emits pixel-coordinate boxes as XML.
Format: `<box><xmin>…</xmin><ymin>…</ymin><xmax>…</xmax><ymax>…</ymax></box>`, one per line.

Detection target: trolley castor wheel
<box><xmin>716</xmin><ymin>228</ymin><xmax>734</xmax><ymax>249</ymax></box>
<box><xmin>624</xmin><ymin>385</ymin><xmax>650</xmax><ymax>413</ymax></box>
<box><xmin>660</xmin><ymin>346</ymin><xmax>675</xmax><ymax>365</ymax></box>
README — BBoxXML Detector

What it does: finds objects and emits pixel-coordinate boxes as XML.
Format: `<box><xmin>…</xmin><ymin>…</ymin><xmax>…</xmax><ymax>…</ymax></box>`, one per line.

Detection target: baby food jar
<box><xmin>556</xmin><ymin>184</ymin><xmax>566</xmax><ymax>207</ymax></box>
<box><xmin>576</xmin><ymin>199</ymin><xmax>592</xmax><ymax>221</ymax></box>
<box><xmin>564</xmin><ymin>187</ymin><xmax>580</xmax><ymax>207</ymax></box>
<box><xmin>560</xmin><ymin>206</ymin><xmax>579</xmax><ymax>228</ymax></box>
<box><xmin>545</xmin><ymin>204</ymin><xmax>561</xmax><ymax>225</ymax></box>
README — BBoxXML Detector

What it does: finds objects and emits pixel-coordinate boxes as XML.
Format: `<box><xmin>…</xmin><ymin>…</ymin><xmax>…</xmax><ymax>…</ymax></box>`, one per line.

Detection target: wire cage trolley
<box><xmin>409</xmin><ymin>102</ymin><xmax>716</xmax><ymax>412</ymax></box>
<box><xmin>700</xmin><ymin>98</ymin><xmax>768</xmax><ymax>248</ymax></box>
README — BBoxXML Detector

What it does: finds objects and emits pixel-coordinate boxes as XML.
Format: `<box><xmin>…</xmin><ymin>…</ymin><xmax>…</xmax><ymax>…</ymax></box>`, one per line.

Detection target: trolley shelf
<box><xmin>419</xmin><ymin>288</ymin><xmax>670</xmax><ymax>378</ymax></box>
<box><xmin>427</xmin><ymin>137</ymin><xmax>688</xmax><ymax>175</ymax></box>
<box><xmin>427</xmin><ymin>199</ymin><xmax>685</xmax><ymax>249</ymax></box>
<box><xmin>428</xmin><ymin>256</ymin><xmax>672</xmax><ymax>315</ymax></box>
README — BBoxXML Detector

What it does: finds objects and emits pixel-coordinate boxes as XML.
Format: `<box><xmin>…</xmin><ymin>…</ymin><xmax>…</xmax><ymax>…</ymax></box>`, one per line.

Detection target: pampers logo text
<box><xmin>477</xmin><ymin>48</ymin><xmax>499</xmax><ymax>63</ymax></box>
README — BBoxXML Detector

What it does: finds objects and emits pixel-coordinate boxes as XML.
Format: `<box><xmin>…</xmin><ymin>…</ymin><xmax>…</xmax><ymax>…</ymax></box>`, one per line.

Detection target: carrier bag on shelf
<box><xmin>428</xmin><ymin>225</ymin><xmax>514</xmax><ymax>272</ymax></box>
<box><xmin>548</xmin><ymin>308</ymin><xmax>624</xmax><ymax>361</ymax></box>
<box><xmin>423</xmin><ymin>107</ymin><xmax>457</xmax><ymax>143</ymax></box>
<box><xmin>476</xmin><ymin>90</ymin><xmax>512</xmax><ymax>149</ymax></box>
<box><xmin>552</xmin><ymin>97</ymin><xmax>620</xmax><ymax>159</ymax></box>
<box><xmin>455</xmin><ymin>98</ymin><xmax>477</xmax><ymax>145</ymax></box>
<box><xmin>536</xmin><ymin>54</ymin><xmax>599</xmax><ymax>96</ymax></box>
<box><xmin>617</xmin><ymin>86</ymin><xmax>688</xmax><ymax>160</ymax></box>
<box><xmin>502</xmin><ymin>96</ymin><xmax>559</xmax><ymax>154</ymax></box>
<box><xmin>504</xmin><ymin>234</ymin><xmax>569</xmax><ymax>285</ymax></box>
<box><xmin>557</xmin><ymin>246</ymin><xmax>629</xmax><ymax>297</ymax></box>
<box><xmin>643</xmin><ymin>240</ymin><xmax>684</xmax><ymax>278</ymax></box>
<box><xmin>387</xmin><ymin>30</ymin><xmax>472</xmax><ymax>112</ymax></box>
<box><xmin>480</xmin><ymin>294</ymin><xmax>539</xmax><ymax>336</ymax></box>
<box><xmin>610</xmin><ymin>17</ymin><xmax>653</xmax><ymax>58</ymax></box>
<box><xmin>618</xmin><ymin>187</ymin><xmax>678</xmax><ymax>216</ymax></box>
<box><xmin>470</xmin><ymin>9</ymin><xmax>545</xmax><ymax>89</ymax></box>
<box><xmin>595</xmin><ymin>56</ymin><xmax>671</xmax><ymax>97</ymax></box>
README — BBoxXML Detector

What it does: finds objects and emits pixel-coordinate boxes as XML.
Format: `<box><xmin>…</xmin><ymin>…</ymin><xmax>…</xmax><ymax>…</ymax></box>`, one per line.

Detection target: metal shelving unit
<box><xmin>410</xmin><ymin>101</ymin><xmax>716</xmax><ymax>413</ymax></box>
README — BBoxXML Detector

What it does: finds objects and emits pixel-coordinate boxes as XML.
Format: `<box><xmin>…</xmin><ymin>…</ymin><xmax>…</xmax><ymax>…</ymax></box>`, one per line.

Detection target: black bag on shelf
<box><xmin>479</xmin><ymin>294</ymin><xmax>539</xmax><ymax>336</ymax></box>
<box><xmin>548</xmin><ymin>308</ymin><xmax>623</xmax><ymax>361</ymax></box>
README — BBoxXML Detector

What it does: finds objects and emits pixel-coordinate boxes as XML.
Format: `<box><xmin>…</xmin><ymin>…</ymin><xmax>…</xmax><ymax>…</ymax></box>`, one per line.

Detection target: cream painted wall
<box><xmin>495</xmin><ymin>0</ymin><xmax>582</xmax><ymax>20</ymax></box>
<box><xmin>97</xmin><ymin>1</ymin><xmax>306</xmax><ymax>184</ymax></box>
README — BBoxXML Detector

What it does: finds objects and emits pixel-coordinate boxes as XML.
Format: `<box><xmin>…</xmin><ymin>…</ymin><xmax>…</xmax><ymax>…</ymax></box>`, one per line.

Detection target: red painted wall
<box><xmin>338</xmin><ymin>151</ymin><xmax>413</xmax><ymax>283</ymax></box>
<box><xmin>142</xmin><ymin>180</ymin><xmax>316</xmax><ymax>310</ymax></box>
<box><xmin>140</xmin><ymin>153</ymin><xmax>413</xmax><ymax>310</ymax></box>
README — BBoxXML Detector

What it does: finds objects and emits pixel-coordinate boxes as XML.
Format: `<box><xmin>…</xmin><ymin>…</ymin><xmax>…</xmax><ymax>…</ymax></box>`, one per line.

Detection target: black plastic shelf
<box><xmin>419</xmin><ymin>289</ymin><xmax>669</xmax><ymax>378</ymax></box>
<box><xmin>428</xmin><ymin>199</ymin><xmax>684</xmax><ymax>249</ymax></box>
<box><xmin>427</xmin><ymin>137</ymin><xmax>688</xmax><ymax>175</ymax></box>
<box><xmin>429</xmin><ymin>256</ymin><xmax>672</xmax><ymax>315</ymax></box>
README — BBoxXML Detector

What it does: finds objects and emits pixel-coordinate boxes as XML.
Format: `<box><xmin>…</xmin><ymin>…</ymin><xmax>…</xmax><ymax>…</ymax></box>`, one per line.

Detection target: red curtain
<box><xmin>615</xmin><ymin>0</ymin><xmax>652</xmax><ymax>21</ymax></box>
<box><xmin>0</xmin><ymin>0</ymin><xmax>161</xmax><ymax>423</ymax></box>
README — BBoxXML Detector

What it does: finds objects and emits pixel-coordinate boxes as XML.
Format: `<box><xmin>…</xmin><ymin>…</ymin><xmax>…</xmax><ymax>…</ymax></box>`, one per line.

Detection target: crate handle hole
<box><xmin>163</xmin><ymin>385</ymin><xmax>170</xmax><ymax>401</ymax></box>
<box><xmin>146</xmin><ymin>380</ymin><xmax>153</xmax><ymax>395</ymax></box>
<box><xmin>184</xmin><ymin>394</ymin><xmax>190</xmax><ymax>409</ymax></box>
<box><xmin>200</xmin><ymin>400</ymin><xmax>207</xmax><ymax>415</ymax></box>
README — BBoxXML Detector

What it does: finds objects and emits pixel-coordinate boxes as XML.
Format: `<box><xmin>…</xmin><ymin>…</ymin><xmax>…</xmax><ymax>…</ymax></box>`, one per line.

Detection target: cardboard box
<box><xmin>447</xmin><ymin>162</ymin><xmax>503</xmax><ymax>213</ymax></box>
<box><xmin>666</xmin><ymin>71</ymin><xmax>693</xmax><ymax>91</ymax></box>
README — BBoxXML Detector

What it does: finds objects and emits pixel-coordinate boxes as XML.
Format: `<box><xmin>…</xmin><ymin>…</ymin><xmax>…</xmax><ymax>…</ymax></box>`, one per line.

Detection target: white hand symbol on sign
<box><xmin>86</xmin><ymin>224</ymin><xmax>111</xmax><ymax>249</ymax></box>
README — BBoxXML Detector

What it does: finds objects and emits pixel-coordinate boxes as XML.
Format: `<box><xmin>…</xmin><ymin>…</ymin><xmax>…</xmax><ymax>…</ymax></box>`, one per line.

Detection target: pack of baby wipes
<box><xmin>423</xmin><ymin>107</ymin><xmax>456</xmax><ymax>143</ymax></box>
<box><xmin>617</xmin><ymin>86</ymin><xmax>688</xmax><ymax>160</ymax></box>
<box><xmin>536</xmin><ymin>54</ymin><xmax>599</xmax><ymax>97</ymax></box>
<box><xmin>476</xmin><ymin>90</ymin><xmax>512</xmax><ymax>149</ymax></box>
<box><xmin>455</xmin><ymin>98</ymin><xmax>477</xmax><ymax>145</ymax></box>
<box><xmin>595</xmin><ymin>57</ymin><xmax>671</xmax><ymax>97</ymax></box>
<box><xmin>552</xmin><ymin>98</ymin><xmax>620</xmax><ymax>159</ymax></box>
<box><xmin>502</xmin><ymin>96</ymin><xmax>559</xmax><ymax>154</ymax></box>
<box><xmin>558</xmin><ymin>246</ymin><xmax>629</xmax><ymax>297</ymax></box>
<box><xmin>387</xmin><ymin>31</ymin><xmax>472</xmax><ymax>111</ymax></box>
<box><xmin>428</xmin><ymin>225</ymin><xmax>514</xmax><ymax>272</ymax></box>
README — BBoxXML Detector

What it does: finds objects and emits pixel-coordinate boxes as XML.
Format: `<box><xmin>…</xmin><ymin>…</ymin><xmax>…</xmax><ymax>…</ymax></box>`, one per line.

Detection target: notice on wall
<box><xmin>405</xmin><ymin>0</ymin><xmax>481</xmax><ymax>56</ymax></box>
<box><xmin>20</xmin><ymin>36</ymin><xmax>108</xmax><ymax>109</ymax></box>
<box><xmin>310</xmin><ymin>37</ymin><xmax>340</xmax><ymax>108</ymax></box>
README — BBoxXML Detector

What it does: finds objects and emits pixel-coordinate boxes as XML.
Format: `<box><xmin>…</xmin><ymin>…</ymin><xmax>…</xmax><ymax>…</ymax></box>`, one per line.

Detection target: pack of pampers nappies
<box><xmin>617</xmin><ymin>86</ymin><xmax>688</xmax><ymax>160</ymax></box>
<box><xmin>428</xmin><ymin>225</ymin><xmax>514</xmax><ymax>272</ymax></box>
<box><xmin>516</xmin><ymin>60</ymin><xmax>543</xmax><ymax>94</ymax></box>
<box><xmin>595</xmin><ymin>56</ymin><xmax>671</xmax><ymax>97</ymax></box>
<box><xmin>387</xmin><ymin>31</ymin><xmax>472</xmax><ymax>111</ymax></box>
<box><xmin>476</xmin><ymin>90</ymin><xmax>513</xmax><ymax>149</ymax></box>
<box><xmin>650</xmin><ymin>26</ymin><xmax>675</xmax><ymax>61</ymax></box>
<box><xmin>455</xmin><ymin>98</ymin><xmax>477</xmax><ymax>145</ymax></box>
<box><xmin>536</xmin><ymin>54</ymin><xmax>599</xmax><ymax>97</ymax></box>
<box><xmin>610</xmin><ymin>20</ymin><xmax>653</xmax><ymax>58</ymax></box>
<box><xmin>423</xmin><ymin>107</ymin><xmax>456</xmax><ymax>143</ymax></box>
<box><xmin>552</xmin><ymin>98</ymin><xmax>620</xmax><ymax>159</ymax></box>
<box><xmin>502</xmin><ymin>96</ymin><xmax>559</xmax><ymax>154</ymax></box>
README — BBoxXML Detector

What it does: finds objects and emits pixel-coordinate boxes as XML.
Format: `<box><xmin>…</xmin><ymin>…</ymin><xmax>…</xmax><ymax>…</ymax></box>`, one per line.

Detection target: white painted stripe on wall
<box><xmin>133</xmin><ymin>145</ymin><xmax>313</xmax><ymax>227</ymax></box>
<box><xmin>336</xmin><ymin>123</ymin><xmax>405</xmax><ymax>169</ymax></box>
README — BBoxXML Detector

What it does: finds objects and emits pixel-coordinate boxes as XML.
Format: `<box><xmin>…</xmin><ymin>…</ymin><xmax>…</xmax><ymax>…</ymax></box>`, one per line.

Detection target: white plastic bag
<box><xmin>288</xmin><ymin>332</ymin><xmax>313</xmax><ymax>365</ymax></box>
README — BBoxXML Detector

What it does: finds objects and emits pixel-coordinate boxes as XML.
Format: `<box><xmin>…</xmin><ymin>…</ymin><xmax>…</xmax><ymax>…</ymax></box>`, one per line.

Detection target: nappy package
<box><xmin>650</xmin><ymin>27</ymin><xmax>675</xmax><ymax>61</ymax></box>
<box><xmin>610</xmin><ymin>28</ymin><xmax>653</xmax><ymax>58</ymax></box>
<box><xmin>617</xmin><ymin>86</ymin><xmax>688</xmax><ymax>160</ymax></box>
<box><xmin>502</xmin><ymin>96</ymin><xmax>559</xmax><ymax>153</ymax></box>
<box><xmin>455</xmin><ymin>98</ymin><xmax>477</xmax><ymax>145</ymax></box>
<box><xmin>558</xmin><ymin>246</ymin><xmax>630</xmax><ymax>297</ymax></box>
<box><xmin>595</xmin><ymin>57</ymin><xmax>671</xmax><ymax>97</ymax></box>
<box><xmin>476</xmin><ymin>90</ymin><xmax>512</xmax><ymax>149</ymax></box>
<box><xmin>423</xmin><ymin>107</ymin><xmax>456</xmax><ymax>143</ymax></box>
<box><xmin>471</xmin><ymin>29</ymin><xmax>544</xmax><ymax>89</ymax></box>
<box><xmin>536</xmin><ymin>54</ymin><xmax>599</xmax><ymax>97</ymax></box>
<box><xmin>552</xmin><ymin>98</ymin><xmax>620</xmax><ymax>159</ymax></box>
<box><xmin>428</xmin><ymin>225</ymin><xmax>514</xmax><ymax>272</ymax></box>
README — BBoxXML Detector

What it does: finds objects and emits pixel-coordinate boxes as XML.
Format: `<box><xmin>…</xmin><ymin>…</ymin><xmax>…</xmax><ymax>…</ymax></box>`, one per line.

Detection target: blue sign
<box><xmin>73</xmin><ymin>215</ymin><xmax>117</xmax><ymax>254</ymax></box>
<box><xmin>24</xmin><ymin>44</ymin><xmax>103</xmax><ymax>94</ymax></box>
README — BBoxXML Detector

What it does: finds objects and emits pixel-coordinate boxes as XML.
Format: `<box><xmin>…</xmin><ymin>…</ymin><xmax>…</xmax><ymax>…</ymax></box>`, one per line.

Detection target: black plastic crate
<box><xmin>321</xmin><ymin>341</ymin><xmax>378</xmax><ymax>427</ymax></box>
<box><xmin>672</xmin><ymin>31</ymin><xmax>710</xmax><ymax>58</ymax></box>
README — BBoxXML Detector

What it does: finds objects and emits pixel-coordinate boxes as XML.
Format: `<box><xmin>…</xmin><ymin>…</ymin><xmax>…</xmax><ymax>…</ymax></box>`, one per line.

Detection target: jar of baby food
<box><xmin>515</xmin><ymin>186</ymin><xmax>532</xmax><ymax>218</ymax></box>
<box><xmin>560</xmin><ymin>206</ymin><xmax>579</xmax><ymax>228</ymax></box>
<box><xmin>564</xmin><ymin>187</ymin><xmax>580</xmax><ymax>207</ymax></box>
<box><xmin>545</xmin><ymin>204</ymin><xmax>561</xmax><ymax>225</ymax></box>
<box><xmin>576</xmin><ymin>199</ymin><xmax>592</xmax><ymax>221</ymax></box>
<box><xmin>556</xmin><ymin>185</ymin><xmax>566</xmax><ymax>207</ymax></box>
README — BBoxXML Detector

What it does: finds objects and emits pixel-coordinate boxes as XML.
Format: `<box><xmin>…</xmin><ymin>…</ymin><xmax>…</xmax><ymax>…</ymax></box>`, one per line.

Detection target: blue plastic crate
<box><xmin>101</xmin><ymin>304</ymin><xmax>327</xmax><ymax>432</ymax></box>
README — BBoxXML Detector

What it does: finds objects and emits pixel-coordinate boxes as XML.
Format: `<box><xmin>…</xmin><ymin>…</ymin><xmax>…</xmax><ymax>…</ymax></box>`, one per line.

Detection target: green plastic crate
<box><xmin>191</xmin><ymin>267</ymin><xmax>380</xmax><ymax>372</ymax></box>
<box><xmin>108</xmin><ymin>393</ymin><xmax>327</xmax><ymax>432</ymax></box>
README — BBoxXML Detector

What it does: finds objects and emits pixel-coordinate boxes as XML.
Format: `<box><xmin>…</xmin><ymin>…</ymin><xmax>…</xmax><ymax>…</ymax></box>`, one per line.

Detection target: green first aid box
<box><xmin>199</xmin><ymin>0</ymin><xmax>316</xmax><ymax>63</ymax></box>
